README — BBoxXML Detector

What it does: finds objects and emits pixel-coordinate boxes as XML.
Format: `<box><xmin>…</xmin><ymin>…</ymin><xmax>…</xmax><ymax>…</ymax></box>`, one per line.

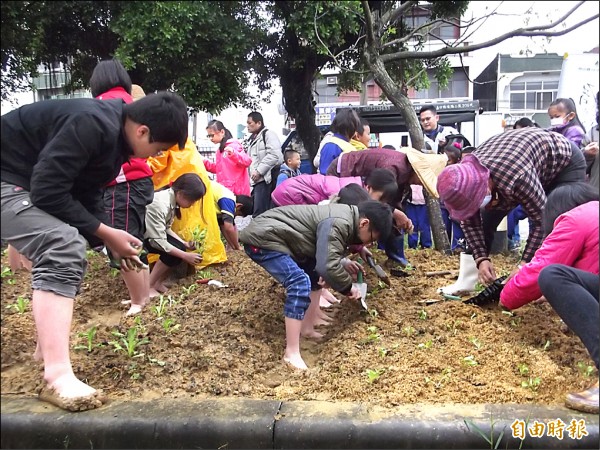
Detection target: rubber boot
<box><xmin>383</xmin><ymin>231</ymin><xmax>410</xmax><ymax>268</ymax></box>
<box><xmin>438</xmin><ymin>252</ymin><xmax>478</xmax><ymax>295</ymax></box>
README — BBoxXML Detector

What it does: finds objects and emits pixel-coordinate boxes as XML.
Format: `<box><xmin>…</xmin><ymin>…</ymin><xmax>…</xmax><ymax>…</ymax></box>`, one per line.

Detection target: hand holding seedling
<box><xmin>97</xmin><ymin>224</ymin><xmax>142</xmax><ymax>260</ymax></box>
<box><xmin>346</xmin><ymin>285</ymin><xmax>361</xmax><ymax>301</ymax></box>
<box><xmin>477</xmin><ymin>259</ymin><xmax>497</xmax><ymax>285</ymax></box>
<box><xmin>392</xmin><ymin>209</ymin><xmax>414</xmax><ymax>234</ymax></box>
<box><xmin>185</xmin><ymin>241</ymin><xmax>197</xmax><ymax>251</ymax></box>
<box><xmin>183</xmin><ymin>252</ymin><xmax>203</xmax><ymax>266</ymax></box>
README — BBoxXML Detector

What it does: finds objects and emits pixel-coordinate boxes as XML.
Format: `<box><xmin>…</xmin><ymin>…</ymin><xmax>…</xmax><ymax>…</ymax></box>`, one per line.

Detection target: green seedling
<box><xmin>1</xmin><ymin>266</ymin><xmax>13</xmax><ymax>278</ymax></box>
<box><xmin>367</xmin><ymin>308</ymin><xmax>379</xmax><ymax>318</ymax></box>
<box><xmin>501</xmin><ymin>310</ymin><xmax>515</xmax><ymax>317</ymax></box>
<box><xmin>446</xmin><ymin>320</ymin><xmax>463</xmax><ymax>335</ymax></box>
<box><xmin>510</xmin><ymin>317</ymin><xmax>522</xmax><ymax>328</ymax></box>
<box><xmin>418</xmin><ymin>340</ymin><xmax>433</xmax><ymax>350</ymax></box>
<box><xmin>517</xmin><ymin>363</ymin><xmax>529</xmax><ymax>376</ymax></box>
<box><xmin>181</xmin><ymin>284</ymin><xmax>197</xmax><ymax>296</ymax></box>
<box><xmin>462</xmin><ymin>355</ymin><xmax>478</xmax><ymax>366</ymax></box>
<box><xmin>378</xmin><ymin>347</ymin><xmax>388</xmax><ymax>358</ymax></box>
<box><xmin>473</xmin><ymin>282</ymin><xmax>486</xmax><ymax>294</ymax></box>
<box><xmin>162</xmin><ymin>318</ymin><xmax>181</xmax><ymax>334</ymax></box>
<box><xmin>576</xmin><ymin>361</ymin><xmax>594</xmax><ymax>378</ymax></box>
<box><xmin>6</xmin><ymin>296</ymin><xmax>29</xmax><ymax>314</ymax></box>
<box><xmin>366</xmin><ymin>326</ymin><xmax>381</xmax><ymax>343</ymax></box>
<box><xmin>521</xmin><ymin>376</ymin><xmax>541</xmax><ymax>392</ymax></box>
<box><xmin>74</xmin><ymin>326</ymin><xmax>103</xmax><ymax>352</ymax></box>
<box><xmin>110</xmin><ymin>267</ymin><xmax>120</xmax><ymax>278</ymax></box>
<box><xmin>418</xmin><ymin>309</ymin><xmax>428</xmax><ymax>320</ymax></box>
<box><xmin>189</xmin><ymin>226</ymin><xmax>207</xmax><ymax>254</ymax></box>
<box><xmin>109</xmin><ymin>327</ymin><xmax>150</xmax><ymax>358</ymax></box>
<box><xmin>197</xmin><ymin>269</ymin><xmax>212</xmax><ymax>279</ymax></box>
<box><xmin>403</xmin><ymin>325</ymin><xmax>416</xmax><ymax>337</ymax></box>
<box><xmin>148</xmin><ymin>356</ymin><xmax>166</xmax><ymax>366</ymax></box>
<box><xmin>133</xmin><ymin>316</ymin><xmax>147</xmax><ymax>334</ymax></box>
<box><xmin>152</xmin><ymin>295</ymin><xmax>169</xmax><ymax>319</ymax></box>
<box><xmin>366</xmin><ymin>368</ymin><xmax>385</xmax><ymax>383</ymax></box>
<box><xmin>469</xmin><ymin>336</ymin><xmax>482</xmax><ymax>350</ymax></box>
<box><xmin>542</xmin><ymin>340</ymin><xmax>551</xmax><ymax>351</ymax></box>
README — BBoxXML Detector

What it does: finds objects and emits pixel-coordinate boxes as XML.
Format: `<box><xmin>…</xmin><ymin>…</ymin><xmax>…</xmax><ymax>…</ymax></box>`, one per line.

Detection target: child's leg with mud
<box><xmin>122</xmin><ymin>268</ymin><xmax>149</xmax><ymax>315</ymax></box>
<box><xmin>1</xmin><ymin>186</ymin><xmax>106</xmax><ymax>411</ymax></box>
<box><xmin>243</xmin><ymin>246</ymin><xmax>312</xmax><ymax>369</ymax></box>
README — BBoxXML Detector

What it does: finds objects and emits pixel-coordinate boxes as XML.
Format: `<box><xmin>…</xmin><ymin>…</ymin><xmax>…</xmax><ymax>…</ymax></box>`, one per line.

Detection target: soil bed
<box><xmin>1</xmin><ymin>248</ymin><xmax>595</xmax><ymax>408</ymax></box>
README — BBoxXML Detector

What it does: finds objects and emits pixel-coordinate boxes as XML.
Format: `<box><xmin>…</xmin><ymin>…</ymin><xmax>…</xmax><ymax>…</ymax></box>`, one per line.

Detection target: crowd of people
<box><xmin>1</xmin><ymin>57</ymin><xmax>598</xmax><ymax>415</ymax></box>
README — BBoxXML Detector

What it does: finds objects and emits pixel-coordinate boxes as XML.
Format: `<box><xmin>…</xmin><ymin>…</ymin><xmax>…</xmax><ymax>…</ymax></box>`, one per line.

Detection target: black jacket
<box><xmin>1</xmin><ymin>98</ymin><xmax>132</xmax><ymax>241</ymax></box>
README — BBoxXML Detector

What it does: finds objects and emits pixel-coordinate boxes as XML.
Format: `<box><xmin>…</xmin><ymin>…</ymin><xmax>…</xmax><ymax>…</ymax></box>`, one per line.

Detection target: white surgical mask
<box><xmin>550</xmin><ymin>117</ymin><xmax>566</xmax><ymax>126</ymax></box>
<box><xmin>480</xmin><ymin>194</ymin><xmax>492</xmax><ymax>209</ymax></box>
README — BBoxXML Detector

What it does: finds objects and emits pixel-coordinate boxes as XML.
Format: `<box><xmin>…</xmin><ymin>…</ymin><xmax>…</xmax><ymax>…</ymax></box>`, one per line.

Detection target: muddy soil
<box><xmin>1</xmin><ymin>247</ymin><xmax>596</xmax><ymax>408</ymax></box>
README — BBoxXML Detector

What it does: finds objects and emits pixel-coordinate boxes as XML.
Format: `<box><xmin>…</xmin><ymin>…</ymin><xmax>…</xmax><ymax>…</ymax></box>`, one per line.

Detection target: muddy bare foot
<box><xmin>148</xmin><ymin>288</ymin><xmax>163</xmax><ymax>298</ymax></box>
<box><xmin>300</xmin><ymin>328</ymin><xmax>325</xmax><ymax>339</ymax></box>
<box><xmin>39</xmin><ymin>374</ymin><xmax>107</xmax><ymax>412</ymax></box>
<box><xmin>283</xmin><ymin>352</ymin><xmax>308</xmax><ymax>370</ymax></box>
<box><xmin>125</xmin><ymin>304</ymin><xmax>144</xmax><ymax>316</ymax></box>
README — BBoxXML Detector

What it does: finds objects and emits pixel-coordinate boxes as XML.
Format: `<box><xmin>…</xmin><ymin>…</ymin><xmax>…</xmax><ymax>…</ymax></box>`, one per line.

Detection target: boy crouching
<box><xmin>239</xmin><ymin>201</ymin><xmax>392</xmax><ymax>369</ymax></box>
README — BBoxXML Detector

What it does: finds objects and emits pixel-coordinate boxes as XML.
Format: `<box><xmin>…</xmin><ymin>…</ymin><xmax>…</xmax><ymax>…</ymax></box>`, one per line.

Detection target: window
<box><xmin>509</xmin><ymin>80</ymin><xmax>558</xmax><ymax>110</ymax></box>
<box><xmin>413</xmin><ymin>69</ymin><xmax>468</xmax><ymax>99</ymax></box>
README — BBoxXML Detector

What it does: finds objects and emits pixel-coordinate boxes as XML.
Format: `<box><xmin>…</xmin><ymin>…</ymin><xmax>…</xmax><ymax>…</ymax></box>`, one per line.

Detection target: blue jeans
<box><xmin>404</xmin><ymin>203</ymin><xmax>431</xmax><ymax>249</ymax></box>
<box><xmin>244</xmin><ymin>245</ymin><xmax>318</xmax><ymax>320</ymax></box>
<box><xmin>441</xmin><ymin>206</ymin><xmax>464</xmax><ymax>250</ymax></box>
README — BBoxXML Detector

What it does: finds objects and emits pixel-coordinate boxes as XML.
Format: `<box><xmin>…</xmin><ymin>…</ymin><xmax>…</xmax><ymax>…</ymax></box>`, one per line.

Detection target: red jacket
<box><xmin>98</xmin><ymin>87</ymin><xmax>153</xmax><ymax>186</ymax></box>
<box><xmin>500</xmin><ymin>201</ymin><xmax>599</xmax><ymax>309</ymax></box>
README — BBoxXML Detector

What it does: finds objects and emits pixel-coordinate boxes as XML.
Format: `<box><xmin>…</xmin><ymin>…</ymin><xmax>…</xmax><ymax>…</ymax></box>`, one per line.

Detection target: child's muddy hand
<box><xmin>185</xmin><ymin>253</ymin><xmax>203</xmax><ymax>265</ymax></box>
<box><xmin>347</xmin><ymin>286</ymin><xmax>361</xmax><ymax>301</ymax></box>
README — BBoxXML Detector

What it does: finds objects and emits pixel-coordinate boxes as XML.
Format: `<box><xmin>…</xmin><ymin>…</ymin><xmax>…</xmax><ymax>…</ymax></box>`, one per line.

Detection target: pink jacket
<box><xmin>203</xmin><ymin>139</ymin><xmax>252</xmax><ymax>196</ymax></box>
<box><xmin>500</xmin><ymin>201</ymin><xmax>599</xmax><ymax>309</ymax></box>
<box><xmin>272</xmin><ymin>174</ymin><xmax>363</xmax><ymax>206</ymax></box>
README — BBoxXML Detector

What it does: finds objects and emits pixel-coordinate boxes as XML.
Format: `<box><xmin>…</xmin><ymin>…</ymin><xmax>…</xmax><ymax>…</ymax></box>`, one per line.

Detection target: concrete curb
<box><xmin>1</xmin><ymin>396</ymin><xmax>598</xmax><ymax>449</ymax></box>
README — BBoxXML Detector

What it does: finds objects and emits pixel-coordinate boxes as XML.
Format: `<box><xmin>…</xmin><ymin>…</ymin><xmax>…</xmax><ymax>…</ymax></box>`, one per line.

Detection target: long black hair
<box><xmin>207</xmin><ymin>120</ymin><xmax>234</xmax><ymax>152</ymax></box>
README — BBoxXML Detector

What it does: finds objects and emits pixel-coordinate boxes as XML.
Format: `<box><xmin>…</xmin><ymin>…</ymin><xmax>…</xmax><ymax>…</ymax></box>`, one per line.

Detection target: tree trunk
<box><xmin>365</xmin><ymin>48</ymin><xmax>449</xmax><ymax>253</ymax></box>
<box><xmin>425</xmin><ymin>191</ymin><xmax>451</xmax><ymax>254</ymax></box>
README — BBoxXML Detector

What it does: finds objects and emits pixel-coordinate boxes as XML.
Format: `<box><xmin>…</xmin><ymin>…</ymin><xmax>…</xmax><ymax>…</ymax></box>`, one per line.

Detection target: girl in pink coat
<box><xmin>500</xmin><ymin>183</ymin><xmax>599</xmax><ymax>310</ymax></box>
<box><xmin>204</xmin><ymin>120</ymin><xmax>252</xmax><ymax>196</ymax></box>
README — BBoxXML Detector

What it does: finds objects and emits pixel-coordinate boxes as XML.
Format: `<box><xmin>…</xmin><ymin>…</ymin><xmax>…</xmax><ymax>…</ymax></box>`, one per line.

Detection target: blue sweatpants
<box><xmin>441</xmin><ymin>206</ymin><xmax>464</xmax><ymax>250</ymax></box>
<box><xmin>404</xmin><ymin>203</ymin><xmax>431</xmax><ymax>249</ymax></box>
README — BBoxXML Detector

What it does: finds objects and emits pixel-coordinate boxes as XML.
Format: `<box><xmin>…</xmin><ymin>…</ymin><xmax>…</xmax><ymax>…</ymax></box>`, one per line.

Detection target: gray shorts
<box><xmin>1</xmin><ymin>182</ymin><xmax>87</xmax><ymax>298</ymax></box>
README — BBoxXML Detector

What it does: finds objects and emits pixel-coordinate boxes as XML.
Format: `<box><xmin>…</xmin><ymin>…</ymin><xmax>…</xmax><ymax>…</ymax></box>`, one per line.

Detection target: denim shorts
<box><xmin>244</xmin><ymin>245</ymin><xmax>319</xmax><ymax>320</ymax></box>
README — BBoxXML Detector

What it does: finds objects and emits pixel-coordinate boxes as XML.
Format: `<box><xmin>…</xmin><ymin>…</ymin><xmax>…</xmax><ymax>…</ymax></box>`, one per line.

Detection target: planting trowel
<box><xmin>366</xmin><ymin>255</ymin><xmax>391</xmax><ymax>287</ymax></box>
<box><xmin>353</xmin><ymin>271</ymin><xmax>368</xmax><ymax>310</ymax></box>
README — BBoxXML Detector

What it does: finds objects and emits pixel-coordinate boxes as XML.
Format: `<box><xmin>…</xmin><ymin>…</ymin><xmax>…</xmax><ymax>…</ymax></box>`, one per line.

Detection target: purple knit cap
<box><xmin>437</xmin><ymin>154</ymin><xmax>490</xmax><ymax>221</ymax></box>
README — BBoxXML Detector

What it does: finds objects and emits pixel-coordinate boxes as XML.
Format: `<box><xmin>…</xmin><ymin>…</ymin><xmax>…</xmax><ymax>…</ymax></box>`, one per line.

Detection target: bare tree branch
<box><xmin>380</xmin><ymin>13</ymin><xmax>598</xmax><ymax>63</ymax></box>
<box><xmin>312</xmin><ymin>4</ymin><xmax>368</xmax><ymax>75</ymax></box>
<box><xmin>379</xmin><ymin>0</ymin><xmax>418</xmax><ymax>33</ymax></box>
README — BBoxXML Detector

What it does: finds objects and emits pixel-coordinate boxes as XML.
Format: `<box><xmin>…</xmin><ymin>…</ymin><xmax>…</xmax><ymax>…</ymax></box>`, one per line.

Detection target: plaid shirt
<box><xmin>462</xmin><ymin>128</ymin><xmax>573</xmax><ymax>262</ymax></box>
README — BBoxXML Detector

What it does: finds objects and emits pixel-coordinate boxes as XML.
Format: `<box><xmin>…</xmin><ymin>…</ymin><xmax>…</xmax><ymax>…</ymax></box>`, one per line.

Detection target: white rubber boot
<box><xmin>438</xmin><ymin>252</ymin><xmax>478</xmax><ymax>295</ymax></box>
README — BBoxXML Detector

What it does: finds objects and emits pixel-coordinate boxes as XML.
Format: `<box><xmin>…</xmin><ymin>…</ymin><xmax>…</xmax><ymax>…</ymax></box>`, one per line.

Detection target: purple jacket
<box><xmin>272</xmin><ymin>174</ymin><xmax>363</xmax><ymax>206</ymax></box>
<box><xmin>326</xmin><ymin>148</ymin><xmax>413</xmax><ymax>190</ymax></box>
<box><xmin>549</xmin><ymin>123</ymin><xmax>586</xmax><ymax>147</ymax></box>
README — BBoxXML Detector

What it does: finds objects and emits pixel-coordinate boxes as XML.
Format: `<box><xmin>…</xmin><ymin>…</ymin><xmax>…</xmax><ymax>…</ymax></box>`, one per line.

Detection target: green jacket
<box><xmin>239</xmin><ymin>204</ymin><xmax>363</xmax><ymax>294</ymax></box>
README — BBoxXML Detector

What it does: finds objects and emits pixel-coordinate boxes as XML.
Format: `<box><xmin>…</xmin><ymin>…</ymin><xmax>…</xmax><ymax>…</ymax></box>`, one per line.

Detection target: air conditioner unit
<box><xmin>326</xmin><ymin>76</ymin><xmax>338</xmax><ymax>85</ymax></box>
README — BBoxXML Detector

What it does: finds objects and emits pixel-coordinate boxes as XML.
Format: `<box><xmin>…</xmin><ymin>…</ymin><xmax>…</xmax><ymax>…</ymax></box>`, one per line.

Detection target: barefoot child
<box><xmin>144</xmin><ymin>173</ymin><xmax>206</xmax><ymax>297</ymax></box>
<box><xmin>239</xmin><ymin>201</ymin><xmax>393</xmax><ymax>370</ymax></box>
<box><xmin>1</xmin><ymin>92</ymin><xmax>188</xmax><ymax>412</ymax></box>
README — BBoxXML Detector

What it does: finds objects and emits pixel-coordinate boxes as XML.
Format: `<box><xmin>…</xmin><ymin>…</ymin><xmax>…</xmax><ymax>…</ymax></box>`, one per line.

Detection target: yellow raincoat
<box><xmin>147</xmin><ymin>137</ymin><xmax>227</xmax><ymax>268</ymax></box>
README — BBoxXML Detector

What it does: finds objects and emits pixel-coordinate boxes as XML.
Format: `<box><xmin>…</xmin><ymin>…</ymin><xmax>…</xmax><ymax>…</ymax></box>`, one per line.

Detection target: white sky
<box><xmin>1</xmin><ymin>1</ymin><xmax>598</xmax><ymax>114</ymax></box>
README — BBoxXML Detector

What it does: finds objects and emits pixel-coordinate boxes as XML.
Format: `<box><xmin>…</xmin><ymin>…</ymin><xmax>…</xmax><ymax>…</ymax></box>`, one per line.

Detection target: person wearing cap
<box><xmin>437</xmin><ymin>127</ymin><xmax>586</xmax><ymax>285</ymax></box>
<box><xmin>1</xmin><ymin>91</ymin><xmax>188</xmax><ymax>412</ymax></box>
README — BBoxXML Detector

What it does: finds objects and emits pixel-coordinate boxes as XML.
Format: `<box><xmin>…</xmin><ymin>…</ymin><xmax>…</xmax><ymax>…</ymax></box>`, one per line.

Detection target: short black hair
<box><xmin>419</xmin><ymin>105</ymin><xmax>437</xmax><ymax>115</ymax></box>
<box><xmin>382</xmin><ymin>144</ymin><xmax>396</xmax><ymax>150</ymax></box>
<box><xmin>124</xmin><ymin>91</ymin><xmax>189</xmax><ymax>149</ymax></box>
<box><xmin>331</xmin><ymin>109</ymin><xmax>361</xmax><ymax>140</ymax></box>
<box><xmin>284</xmin><ymin>148</ymin><xmax>300</xmax><ymax>163</ymax></box>
<box><xmin>172</xmin><ymin>173</ymin><xmax>206</xmax><ymax>201</ymax></box>
<box><xmin>248</xmin><ymin>111</ymin><xmax>264</xmax><ymax>125</ymax></box>
<box><xmin>337</xmin><ymin>183</ymin><xmax>370</xmax><ymax>206</ymax></box>
<box><xmin>543</xmin><ymin>182</ymin><xmax>599</xmax><ymax>235</ymax></box>
<box><xmin>90</xmin><ymin>58</ymin><xmax>132</xmax><ymax>98</ymax></box>
<box><xmin>364</xmin><ymin>168</ymin><xmax>398</xmax><ymax>204</ymax></box>
<box><xmin>236</xmin><ymin>195</ymin><xmax>254</xmax><ymax>217</ymax></box>
<box><xmin>357</xmin><ymin>200</ymin><xmax>393</xmax><ymax>242</ymax></box>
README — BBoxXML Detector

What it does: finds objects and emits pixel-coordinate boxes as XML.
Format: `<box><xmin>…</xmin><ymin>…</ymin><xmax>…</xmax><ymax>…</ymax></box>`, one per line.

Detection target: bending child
<box><xmin>144</xmin><ymin>173</ymin><xmax>206</xmax><ymax>297</ymax></box>
<box><xmin>239</xmin><ymin>201</ymin><xmax>392</xmax><ymax>370</ymax></box>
